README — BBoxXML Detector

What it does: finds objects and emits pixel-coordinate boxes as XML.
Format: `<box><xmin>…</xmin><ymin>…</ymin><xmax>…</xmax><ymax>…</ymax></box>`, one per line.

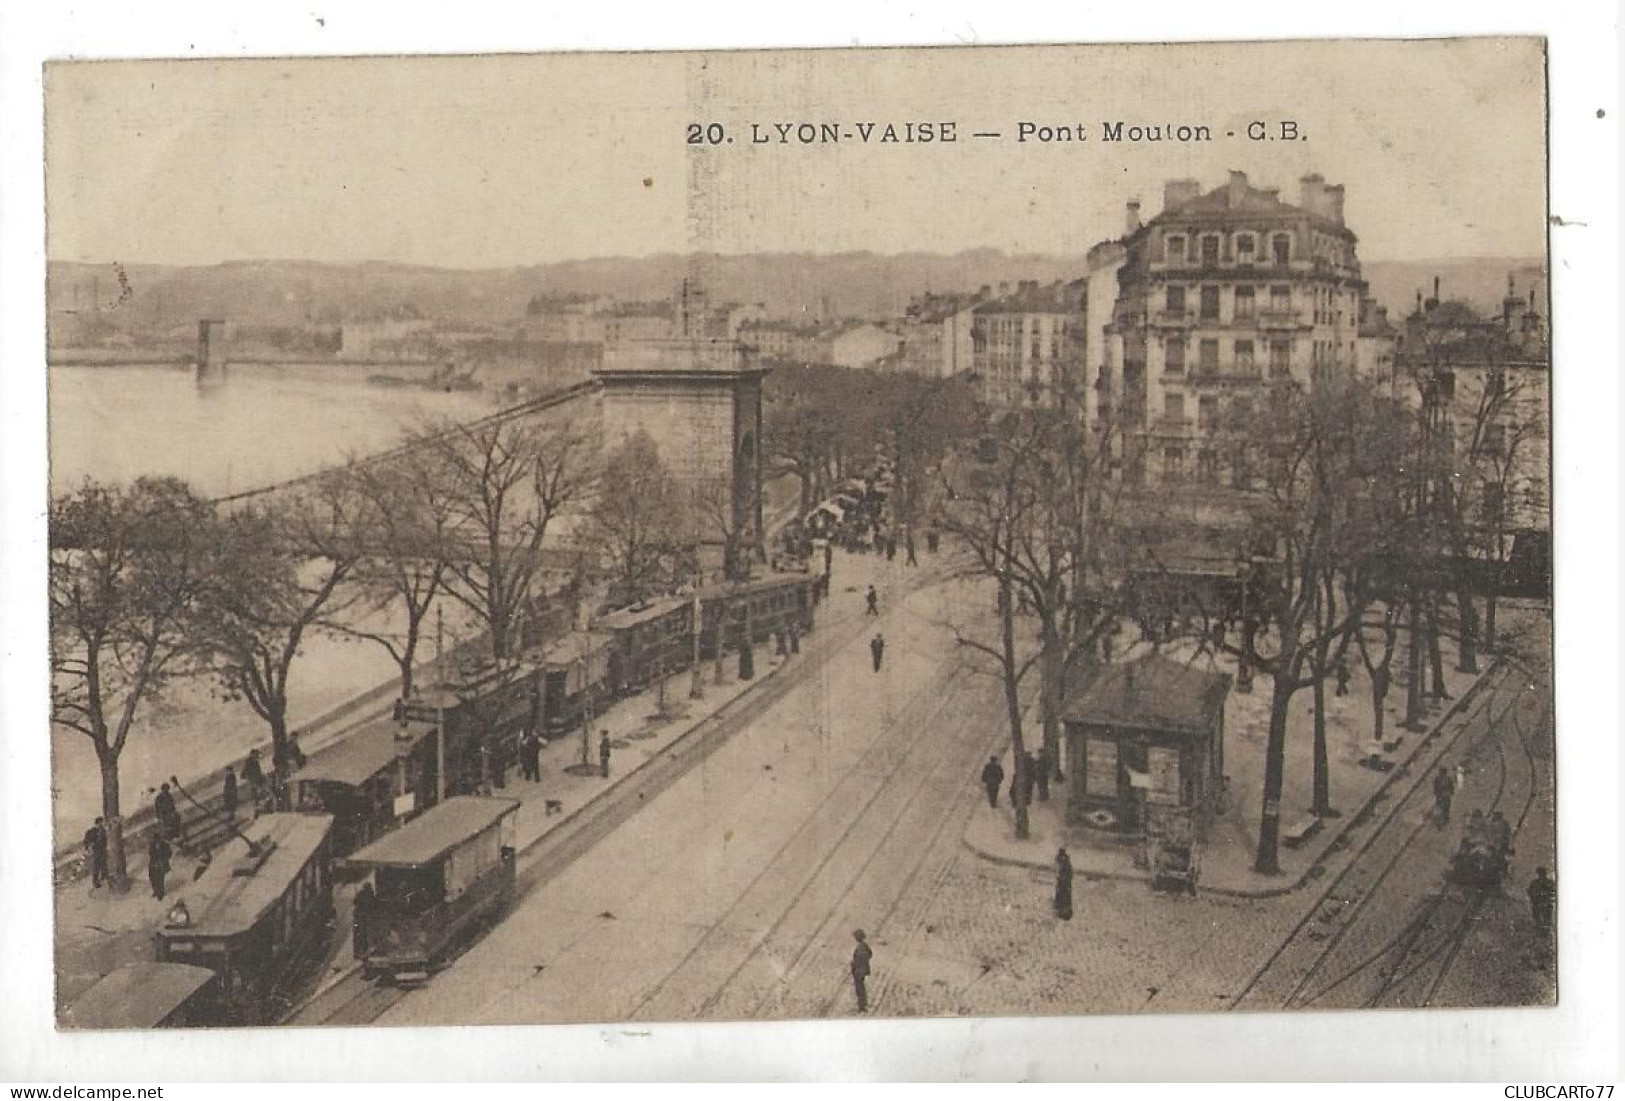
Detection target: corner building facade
<box><xmin>1100</xmin><ymin>171</ymin><xmax>1386</xmax><ymax>486</ymax></box>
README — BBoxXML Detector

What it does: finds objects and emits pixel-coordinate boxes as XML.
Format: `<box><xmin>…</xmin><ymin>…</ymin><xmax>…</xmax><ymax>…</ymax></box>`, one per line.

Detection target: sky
<box><xmin>45</xmin><ymin>38</ymin><xmax>1548</xmax><ymax>267</ymax></box>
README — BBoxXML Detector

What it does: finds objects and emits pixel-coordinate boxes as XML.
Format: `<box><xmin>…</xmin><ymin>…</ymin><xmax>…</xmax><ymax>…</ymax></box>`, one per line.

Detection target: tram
<box><xmin>532</xmin><ymin>629</ymin><xmax>614</xmax><ymax>737</ymax></box>
<box><xmin>347</xmin><ymin>796</ymin><xmax>520</xmax><ymax>983</ymax></box>
<box><xmin>291</xmin><ymin>713</ymin><xmax>442</xmax><ymax>856</ymax></box>
<box><xmin>62</xmin><ymin>962</ymin><xmax>221</xmax><ymax>1030</ymax></box>
<box><xmin>154</xmin><ymin>813</ymin><xmax>336</xmax><ymax>1025</ymax></box>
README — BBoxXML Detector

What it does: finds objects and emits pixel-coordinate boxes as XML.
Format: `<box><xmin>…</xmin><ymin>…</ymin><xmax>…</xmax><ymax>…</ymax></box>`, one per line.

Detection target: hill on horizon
<box><xmin>47</xmin><ymin>252</ymin><xmax>1547</xmax><ymax>334</ymax></box>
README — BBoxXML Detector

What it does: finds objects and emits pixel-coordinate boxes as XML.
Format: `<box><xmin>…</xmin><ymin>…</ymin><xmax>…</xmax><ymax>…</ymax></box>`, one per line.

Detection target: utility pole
<box><xmin>689</xmin><ymin>576</ymin><xmax>705</xmax><ymax>699</ymax></box>
<box><xmin>435</xmin><ymin>606</ymin><xmax>447</xmax><ymax>804</ymax></box>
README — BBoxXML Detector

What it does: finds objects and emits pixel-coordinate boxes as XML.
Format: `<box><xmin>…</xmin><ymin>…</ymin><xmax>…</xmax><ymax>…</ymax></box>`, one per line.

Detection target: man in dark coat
<box><xmin>905</xmin><ymin>534</ymin><xmax>918</xmax><ymax>567</ymax></box>
<box><xmin>849</xmin><ymin>929</ymin><xmax>873</xmax><ymax>1013</ymax></box>
<box><xmin>870</xmin><ymin>633</ymin><xmax>885</xmax><ymax>673</ymax></box>
<box><xmin>1431</xmin><ymin>766</ymin><xmax>1455</xmax><ymax>827</ymax></box>
<box><xmin>154</xmin><ymin>783</ymin><xmax>181</xmax><ymax>844</ymax></box>
<box><xmin>1035</xmin><ymin>747</ymin><xmax>1052</xmax><ymax>802</ymax></box>
<box><xmin>147</xmin><ymin>831</ymin><xmax>172</xmax><ymax>900</ymax></box>
<box><xmin>1019</xmin><ymin>752</ymin><xmax>1039</xmax><ymax>807</ymax></box>
<box><xmin>865</xmin><ymin>586</ymin><xmax>880</xmax><ymax>616</ymax></box>
<box><xmin>599</xmin><ymin>730</ymin><xmax>612</xmax><ymax>779</ymax></box>
<box><xmin>83</xmin><ymin>817</ymin><xmax>108</xmax><ymax>888</ymax></box>
<box><xmin>1053</xmin><ymin>848</ymin><xmax>1074</xmax><ymax>920</ymax></box>
<box><xmin>222</xmin><ymin>767</ymin><xmax>239</xmax><ymax>821</ymax></box>
<box><xmin>242</xmin><ymin>750</ymin><xmax>266</xmax><ymax>814</ymax></box>
<box><xmin>353</xmin><ymin>880</ymin><xmax>377</xmax><ymax>960</ymax></box>
<box><xmin>1527</xmin><ymin>867</ymin><xmax>1556</xmax><ymax>938</ymax></box>
<box><xmin>980</xmin><ymin>756</ymin><xmax>1004</xmax><ymax>808</ymax></box>
<box><xmin>926</xmin><ymin>528</ymin><xmax>939</xmax><ymax>554</ymax></box>
<box><xmin>520</xmin><ymin>730</ymin><xmax>541</xmax><ymax>782</ymax></box>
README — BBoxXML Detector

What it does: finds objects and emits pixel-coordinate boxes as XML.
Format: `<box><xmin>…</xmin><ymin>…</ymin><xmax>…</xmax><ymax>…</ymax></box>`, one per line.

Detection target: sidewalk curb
<box><xmin>960</xmin><ymin>654</ymin><xmax>1511</xmax><ymax>899</ymax></box>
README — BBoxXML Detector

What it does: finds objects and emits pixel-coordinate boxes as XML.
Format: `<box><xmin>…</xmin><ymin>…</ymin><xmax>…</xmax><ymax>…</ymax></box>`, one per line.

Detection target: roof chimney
<box><xmin>1227</xmin><ymin>170</ymin><xmax>1249</xmax><ymax>203</ymax></box>
<box><xmin>1163</xmin><ymin>178</ymin><xmax>1202</xmax><ymax>213</ymax></box>
<box><xmin>1298</xmin><ymin>173</ymin><xmax>1326</xmax><ymax>217</ymax></box>
<box><xmin>1323</xmin><ymin>183</ymin><xmax>1345</xmax><ymax>226</ymax></box>
<box><xmin>1126</xmin><ymin>200</ymin><xmax>1142</xmax><ymax>234</ymax></box>
<box><xmin>999</xmin><ymin>282</ymin><xmax>1010</xmax><ymax>297</ymax></box>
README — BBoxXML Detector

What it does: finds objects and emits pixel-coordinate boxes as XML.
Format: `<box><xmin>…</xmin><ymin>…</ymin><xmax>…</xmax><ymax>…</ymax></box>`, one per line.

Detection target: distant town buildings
<box><xmin>971</xmin><ymin>279</ymin><xmax>1087</xmax><ymax>409</ymax></box>
<box><xmin>737</xmin><ymin>318</ymin><xmax>899</xmax><ymax>370</ymax></box>
<box><xmin>898</xmin><ymin>292</ymin><xmax>981</xmax><ymax>380</ymax></box>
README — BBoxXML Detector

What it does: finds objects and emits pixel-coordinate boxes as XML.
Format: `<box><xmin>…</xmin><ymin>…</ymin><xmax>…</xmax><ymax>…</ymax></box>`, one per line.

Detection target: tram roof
<box><xmin>530</xmin><ymin>629</ymin><xmax>614</xmax><ymax>668</ymax></box>
<box><xmin>291</xmin><ymin>716</ymin><xmax>437</xmax><ymax>789</ymax></box>
<box><xmin>596</xmin><ymin>595</ymin><xmax>690</xmax><ymax>629</ymax></box>
<box><xmin>346</xmin><ymin>796</ymin><xmax>519</xmax><ymax>869</ymax></box>
<box><xmin>63</xmin><ymin>962</ymin><xmax>217</xmax><ymax>1030</ymax></box>
<box><xmin>156</xmin><ymin>814</ymin><xmax>334</xmax><ymax>941</ymax></box>
<box><xmin>697</xmin><ymin>570</ymin><xmax>811</xmax><ymax>601</ymax></box>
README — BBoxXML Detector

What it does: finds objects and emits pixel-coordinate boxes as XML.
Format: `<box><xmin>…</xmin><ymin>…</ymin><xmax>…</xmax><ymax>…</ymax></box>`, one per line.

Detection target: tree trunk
<box><xmin>1000</xmin><ymin>572</ymin><xmax>1029</xmax><ymax>841</ymax></box>
<box><xmin>1254</xmin><ymin>671</ymin><xmax>1295</xmax><ymax>875</ymax></box>
<box><xmin>1311</xmin><ymin>670</ymin><xmax>1332</xmax><ymax>816</ymax></box>
<box><xmin>1485</xmin><ymin>575</ymin><xmax>1501</xmax><ymax>654</ymax></box>
<box><xmin>1456</xmin><ymin>588</ymin><xmax>1479</xmax><ymax>672</ymax></box>
<box><xmin>97</xmin><ymin>744</ymin><xmax>130</xmax><ymax>892</ymax></box>
<box><xmin>1404</xmin><ymin>599</ymin><xmax>1425</xmax><ymax>730</ymax></box>
<box><xmin>268</xmin><ymin>707</ymin><xmax>292</xmax><ymax>810</ymax></box>
<box><xmin>1370</xmin><ymin>679</ymin><xmax>1387</xmax><ymax>744</ymax></box>
<box><xmin>1427</xmin><ymin>598</ymin><xmax>1448</xmax><ymax>699</ymax></box>
<box><xmin>713</xmin><ymin>601</ymin><xmax>727</xmax><ymax>685</ymax></box>
<box><xmin>1039</xmin><ymin>618</ymin><xmax>1065</xmax><ymax>788</ymax></box>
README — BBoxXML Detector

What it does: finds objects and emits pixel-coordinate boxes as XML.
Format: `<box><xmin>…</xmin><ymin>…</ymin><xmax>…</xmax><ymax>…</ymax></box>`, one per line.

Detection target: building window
<box><xmin>1197</xmin><ymin>449</ymin><xmax>1219</xmax><ymax>484</ymax></box>
<box><xmin>1166</xmin><ymin>235</ymin><xmax>1187</xmax><ymax>264</ymax></box>
<box><xmin>1235</xmin><ymin>339</ymin><xmax>1256</xmax><ymax>374</ymax></box>
<box><xmin>1165</xmin><ymin>339</ymin><xmax>1186</xmax><ymax>374</ymax></box>
<box><xmin>1199</xmin><ymin>286</ymin><xmax>1220</xmax><ymax>320</ymax></box>
<box><xmin>1234</xmin><ymin>286</ymin><xmax>1256</xmax><ymax>319</ymax></box>
<box><xmin>1269</xmin><ymin>339</ymin><xmax>1291</xmax><ymax>375</ymax></box>
<box><xmin>1199</xmin><ymin>339</ymin><xmax>1220</xmax><ymax>374</ymax></box>
<box><xmin>1272</xmin><ymin>234</ymin><xmax>1291</xmax><ymax>265</ymax></box>
<box><xmin>1198</xmin><ymin>395</ymin><xmax>1219</xmax><ymax>430</ymax></box>
<box><xmin>1164</xmin><ymin>393</ymin><xmax>1186</xmax><ymax>421</ymax></box>
<box><xmin>1166</xmin><ymin>285</ymin><xmax>1186</xmax><ymax>314</ymax></box>
<box><xmin>1235</xmin><ymin>233</ymin><xmax>1256</xmax><ymax>265</ymax></box>
<box><xmin>1162</xmin><ymin>446</ymin><xmax>1187</xmax><ymax>480</ymax></box>
<box><xmin>1201</xmin><ymin>235</ymin><xmax>1220</xmax><ymax>266</ymax></box>
<box><xmin>1270</xmin><ymin>285</ymin><xmax>1291</xmax><ymax>313</ymax></box>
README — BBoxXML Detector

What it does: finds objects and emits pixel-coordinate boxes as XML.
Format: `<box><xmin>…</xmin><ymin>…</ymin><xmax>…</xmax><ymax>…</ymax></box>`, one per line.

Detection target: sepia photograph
<box><xmin>39</xmin><ymin>37</ymin><xmax>1560</xmax><ymax>1033</ymax></box>
<box><xmin>4</xmin><ymin>7</ymin><xmax>1616</xmax><ymax>1082</ymax></box>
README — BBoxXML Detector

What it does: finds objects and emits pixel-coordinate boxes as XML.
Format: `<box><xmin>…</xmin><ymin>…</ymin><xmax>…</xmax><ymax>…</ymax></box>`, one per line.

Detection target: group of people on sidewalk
<box><xmin>978</xmin><ymin>749</ymin><xmax>1057</xmax><ymax>809</ymax></box>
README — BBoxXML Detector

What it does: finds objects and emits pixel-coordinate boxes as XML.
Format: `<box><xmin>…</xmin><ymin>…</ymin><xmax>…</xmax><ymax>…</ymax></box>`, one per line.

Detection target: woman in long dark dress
<box><xmin>1053</xmin><ymin>847</ymin><xmax>1074</xmax><ymax>920</ymax></box>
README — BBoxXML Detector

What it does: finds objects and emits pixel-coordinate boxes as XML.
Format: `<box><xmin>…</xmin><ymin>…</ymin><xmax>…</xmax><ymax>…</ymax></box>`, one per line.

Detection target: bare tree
<box><xmin>420</xmin><ymin>415</ymin><xmax>598</xmax><ymax>662</ymax></box>
<box><xmin>327</xmin><ymin>451</ymin><xmax>457</xmax><ymax>699</ymax></box>
<box><xmin>49</xmin><ymin>477</ymin><xmax>218</xmax><ymax>889</ymax></box>
<box><xmin>587</xmin><ymin>431</ymin><xmax>687</xmax><ymax>609</ymax></box>
<box><xmin>192</xmin><ymin>477</ymin><xmax>366</xmax><ymax>804</ymax></box>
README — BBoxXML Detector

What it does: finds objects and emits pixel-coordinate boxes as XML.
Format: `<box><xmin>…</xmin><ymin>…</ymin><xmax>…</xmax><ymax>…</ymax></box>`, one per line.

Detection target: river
<box><xmin>49</xmin><ymin>364</ymin><xmax>498</xmax><ymax>497</ymax></box>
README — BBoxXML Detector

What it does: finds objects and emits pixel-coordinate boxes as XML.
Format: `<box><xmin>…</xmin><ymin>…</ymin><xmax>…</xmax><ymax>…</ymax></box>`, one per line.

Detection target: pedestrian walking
<box><xmin>1053</xmin><ymin>848</ymin><xmax>1074</xmax><ymax>921</ymax></box>
<box><xmin>1019</xmin><ymin>752</ymin><xmax>1038</xmax><ymax>807</ymax></box>
<box><xmin>83</xmin><ymin>817</ymin><xmax>108</xmax><ymax>889</ymax></box>
<box><xmin>775</xmin><ymin>629</ymin><xmax>788</xmax><ymax>657</ymax></box>
<box><xmin>222</xmin><ymin>766</ymin><xmax>239</xmax><ymax>821</ymax></box>
<box><xmin>886</xmin><ymin>536</ymin><xmax>897</xmax><ymax>562</ymax></box>
<box><xmin>980</xmin><ymin>756</ymin><xmax>1005</xmax><ymax>808</ymax></box>
<box><xmin>520</xmin><ymin>729</ymin><xmax>541</xmax><ymax>782</ymax></box>
<box><xmin>1035</xmin><ymin>747</ymin><xmax>1052</xmax><ymax>802</ymax></box>
<box><xmin>1526</xmin><ymin>867</ymin><xmax>1556</xmax><ymax>940</ymax></box>
<box><xmin>1431</xmin><ymin>767</ymin><xmax>1455</xmax><ymax>827</ymax></box>
<box><xmin>154</xmin><ymin>783</ymin><xmax>183</xmax><ymax>846</ymax></box>
<box><xmin>242</xmin><ymin>749</ymin><xmax>266</xmax><ymax>815</ymax></box>
<box><xmin>865</xmin><ymin>585</ymin><xmax>880</xmax><ymax>616</ymax></box>
<box><xmin>1335</xmin><ymin>659</ymin><xmax>1351</xmax><ymax>697</ymax></box>
<box><xmin>599</xmin><ymin>730</ymin><xmax>612</xmax><ymax>779</ymax></box>
<box><xmin>1489</xmin><ymin>810</ymin><xmax>1513</xmax><ymax>857</ymax></box>
<box><xmin>353</xmin><ymin>880</ymin><xmax>376</xmax><ymax>961</ymax></box>
<box><xmin>849</xmin><ymin>929</ymin><xmax>873</xmax><ymax>1013</ymax></box>
<box><xmin>927</xmin><ymin>528</ymin><xmax>939</xmax><ymax>554</ymax></box>
<box><xmin>870</xmin><ymin>633</ymin><xmax>885</xmax><ymax>673</ymax></box>
<box><xmin>147</xmin><ymin>831</ymin><xmax>172</xmax><ymax>900</ymax></box>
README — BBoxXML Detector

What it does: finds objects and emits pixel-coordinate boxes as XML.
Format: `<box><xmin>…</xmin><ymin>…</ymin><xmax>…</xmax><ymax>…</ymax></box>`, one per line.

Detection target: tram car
<box><xmin>597</xmin><ymin>595</ymin><xmax>695</xmax><ymax>694</ymax></box>
<box><xmin>1447</xmin><ymin>815</ymin><xmax>1512</xmax><ymax>889</ymax></box>
<box><xmin>397</xmin><ymin>658</ymin><xmax>541</xmax><ymax>794</ymax></box>
<box><xmin>290</xmin><ymin>712</ymin><xmax>442</xmax><ymax>856</ymax></box>
<box><xmin>347</xmin><ymin>796</ymin><xmax>520</xmax><ymax>983</ymax></box>
<box><xmin>153</xmin><ymin>813</ymin><xmax>336</xmax><ymax>1025</ymax></box>
<box><xmin>62</xmin><ymin>962</ymin><xmax>221</xmax><ymax>1030</ymax></box>
<box><xmin>696</xmin><ymin>571</ymin><xmax>816</xmax><ymax>659</ymax></box>
<box><xmin>531</xmin><ymin>629</ymin><xmax>614</xmax><ymax>737</ymax></box>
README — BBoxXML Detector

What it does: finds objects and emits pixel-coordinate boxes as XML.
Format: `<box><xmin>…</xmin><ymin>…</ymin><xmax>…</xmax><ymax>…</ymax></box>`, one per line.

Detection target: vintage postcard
<box><xmin>43</xmin><ymin>38</ymin><xmax>1555</xmax><ymax>1036</ymax></box>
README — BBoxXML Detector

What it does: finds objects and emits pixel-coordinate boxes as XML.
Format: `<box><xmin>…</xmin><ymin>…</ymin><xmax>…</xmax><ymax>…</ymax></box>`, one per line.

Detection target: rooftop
<box><xmin>1062</xmin><ymin>654</ymin><xmax>1232</xmax><ymax>736</ymax></box>
<box><xmin>157</xmin><ymin>813</ymin><xmax>334</xmax><ymax>939</ymax></box>
<box><xmin>63</xmin><ymin>963</ymin><xmax>217</xmax><ymax>1030</ymax></box>
<box><xmin>346</xmin><ymin>796</ymin><xmax>519</xmax><ymax>869</ymax></box>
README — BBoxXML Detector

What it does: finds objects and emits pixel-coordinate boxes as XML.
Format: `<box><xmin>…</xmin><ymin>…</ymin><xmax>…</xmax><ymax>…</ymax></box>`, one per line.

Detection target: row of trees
<box><xmin>49</xmin><ymin>413</ymin><xmax>739</xmax><ymax>889</ymax></box>
<box><xmin>942</xmin><ymin>324</ymin><xmax>1541</xmax><ymax>873</ymax></box>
